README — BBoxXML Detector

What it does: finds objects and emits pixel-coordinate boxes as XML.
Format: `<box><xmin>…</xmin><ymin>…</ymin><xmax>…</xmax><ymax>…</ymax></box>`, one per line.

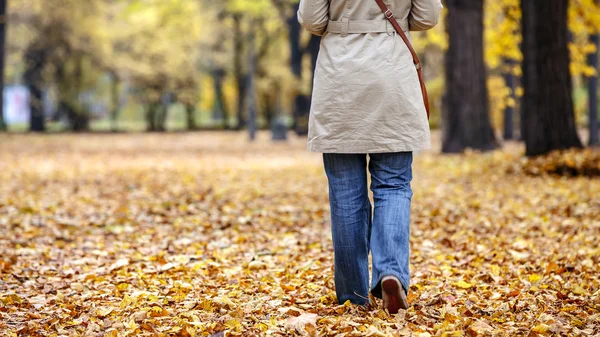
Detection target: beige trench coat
<box><xmin>298</xmin><ymin>0</ymin><xmax>443</xmax><ymax>153</ymax></box>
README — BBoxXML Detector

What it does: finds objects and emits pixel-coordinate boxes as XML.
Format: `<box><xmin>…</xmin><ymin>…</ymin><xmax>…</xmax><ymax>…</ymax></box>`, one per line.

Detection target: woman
<box><xmin>297</xmin><ymin>0</ymin><xmax>442</xmax><ymax>314</ymax></box>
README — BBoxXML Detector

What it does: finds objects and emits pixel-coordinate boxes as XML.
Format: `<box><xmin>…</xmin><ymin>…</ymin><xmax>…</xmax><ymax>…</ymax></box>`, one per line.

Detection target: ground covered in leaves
<box><xmin>1</xmin><ymin>133</ymin><xmax>599</xmax><ymax>337</ymax></box>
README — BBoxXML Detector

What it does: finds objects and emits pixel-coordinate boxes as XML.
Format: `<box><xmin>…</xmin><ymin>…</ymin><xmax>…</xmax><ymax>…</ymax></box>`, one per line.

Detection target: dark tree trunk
<box><xmin>262</xmin><ymin>88</ymin><xmax>274</xmax><ymax>129</ymax></box>
<box><xmin>288</xmin><ymin>4</ymin><xmax>303</xmax><ymax>79</ymax></box>
<box><xmin>53</xmin><ymin>54</ymin><xmax>89</xmax><ymax>132</ymax></box>
<box><xmin>146</xmin><ymin>103</ymin><xmax>158</xmax><ymax>132</ymax></box>
<box><xmin>0</xmin><ymin>0</ymin><xmax>7</xmax><ymax>131</ymax></box>
<box><xmin>287</xmin><ymin>7</ymin><xmax>321</xmax><ymax>136</ymax></box>
<box><xmin>69</xmin><ymin>54</ymin><xmax>89</xmax><ymax>132</ymax></box>
<box><xmin>211</xmin><ymin>68</ymin><xmax>228</xmax><ymax>129</ymax></box>
<box><xmin>588</xmin><ymin>6</ymin><xmax>599</xmax><ymax>146</ymax></box>
<box><xmin>23</xmin><ymin>44</ymin><xmax>47</xmax><ymax>132</ymax></box>
<box><xmin>185</xmin><ymin>103</ymin><xmax>197</xmax><ymax>131</ymax></box>
<box><xmin>233</xmin><ymin>14</ymin><xmax>247</xmax><ymax>130</ymax></box>
<box><xmin>110</xmin><ymin>73</ymin><xmax>120</xmax><ymax>132</ymax></box>
<box><xmin>287</xmin><ymin>3</ymin><xmax>309</xmax><ymax>136</ymax></box>
<box><xmin>521</xmin><ymin>0</ymin><xmax>582</xmax><ymax>156</ymax></box>
<box><xmin>270</xmin><ymin>79</ymin><xmax>287</xmax><ymax>141</ymax></box>
<box><xmin>503</xmin><ymin>59</ymin><xmax>517</xmax><ymax>140</ymax></box>
<box><xmin>442</xmin><ymin>0</ymin><xmax>498</xmax><ymax>153</ymax></box>
<box><xmin>294</xmin><ymin>34</ymin><xmax>322</xmax><ymax>136</ymax></box>
<box><xmin>156</xmin><ymin>100</ymin><xmax>168</xmax><ymax>132</ymax></box>
<box><xmin>235</xmin><ymin>75</ymin><xmax>247</xmax><ymax>129</ymax></box>
<box><xmin>247</xmin><ymin>23</ymin><xmax>257</xmax><ymax>141</ymax></box>
<box><xmin>60</xmin><ymin>101</ymin><xmax>89</xmax><ymax>132</ymax></box>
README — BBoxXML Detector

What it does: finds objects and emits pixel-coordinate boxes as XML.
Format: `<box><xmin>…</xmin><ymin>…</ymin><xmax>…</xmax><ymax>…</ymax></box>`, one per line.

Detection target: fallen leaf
<box><xmin>285</xmin><ymin>313</ymin><xmax>318</xmax><ymax>331</ymax></box>
<box><xmin>452</xmin><ymin>281</ymin><xmax>473</xmax><ymax>289</ymax></box>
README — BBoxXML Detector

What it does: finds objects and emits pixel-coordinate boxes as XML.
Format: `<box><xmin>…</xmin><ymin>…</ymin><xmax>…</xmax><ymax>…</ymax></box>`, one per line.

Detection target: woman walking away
<box><xmin>297</xmin><ymin>0</ymin><xmax>442</xmax><ymax>314</ymax></box>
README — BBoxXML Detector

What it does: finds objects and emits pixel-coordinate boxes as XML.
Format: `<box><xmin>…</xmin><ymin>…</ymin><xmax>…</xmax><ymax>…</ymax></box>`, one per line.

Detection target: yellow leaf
<box><xmin>127</xmin><ymin>319</ymin><xmax>138</xmax><ymax>330</ymax></box>
<box><xmin>96</xmin><ymin>307</ymin><xmax>114</xmax><ymax>318</ymax></box>
<box><xmin>452</xmin><ymin>281</ymin><xmax>473</xmax><ymax>289</ymax></box>
<box><xmin>1</xmin><ymin>294</ymin><xmax>22</xmax><ymax>305</ymax></box>
<box><xmin>255</xmin><ymin>322</ymin><xmax>268</xmax><ymax>331</ymax></box>
<box><xmin>120</xmin><ymin>295</ymin><xmax>133</xmax><ymax>308</ymax></box>
<box><xmin>224</xmin><ymin>318</ymin><xmax>243</xmax><ymax>332</ymax></box>
<box><xmin>529</xmin><ymin>274</ymin><xmax>542</xmax><ymax>283</ymax></box>
<box><xmin>571</xmin><ymin>285</ymin><xmax>586</xmax><ymax>295</ymax></box>
<box><xmin>531</xmin><ymin>324</ymin><xmax>549</xmax><ymax>333</ymax></box>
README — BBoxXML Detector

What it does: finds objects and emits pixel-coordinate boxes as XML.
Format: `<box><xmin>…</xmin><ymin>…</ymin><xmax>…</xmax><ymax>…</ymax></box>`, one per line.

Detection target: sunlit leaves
<box><xmin>569</xmin><ymin>0</ymin><xmax>600</xmax><ymax>77</ymax></box>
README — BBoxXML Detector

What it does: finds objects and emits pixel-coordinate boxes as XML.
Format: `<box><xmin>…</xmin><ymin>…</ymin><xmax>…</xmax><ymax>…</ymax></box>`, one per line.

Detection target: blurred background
<box><xmin>0</xmin><ymin>0</ymin><xmax>598</xmax><ymax>154</ymax></box>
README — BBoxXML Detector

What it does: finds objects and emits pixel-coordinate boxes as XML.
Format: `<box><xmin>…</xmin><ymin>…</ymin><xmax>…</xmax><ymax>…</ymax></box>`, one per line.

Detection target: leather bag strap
<box><xmin>373</xmin><ymin>0</ymin><xmax>430</xmax><ymax>120</ymax></box>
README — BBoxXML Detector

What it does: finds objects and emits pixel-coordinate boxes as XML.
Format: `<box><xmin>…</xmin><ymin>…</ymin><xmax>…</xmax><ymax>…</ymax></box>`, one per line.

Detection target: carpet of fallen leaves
<box><xmin>1</xmin><ymin>133</ymin><xmax>599</xmax><ymax>337</ymax></box>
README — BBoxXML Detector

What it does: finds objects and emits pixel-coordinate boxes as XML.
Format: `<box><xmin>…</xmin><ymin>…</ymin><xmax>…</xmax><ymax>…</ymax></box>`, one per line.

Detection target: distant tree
<box><xmin>502</xmin><ymin>59</ymin><xmax>517</xmax><ymax>140</ymax></box>
<box><xmin>174</xmin><ymin>78</ymin><xmax>199</xmax><ymax>131</ymax></box>
<box><xmin>588</xmin><ymin>0</ymin><xmax>599</xmax><ymax>146</ymax></box>
<box><xmin>109</xmin><ymin>0</ymin><xmax>205</xmax><ymax>132</ymax></box>
<box><xmin>285</xmin><ymin>3</ymin><xmax>320</xmax><ymax>136</ymax></box>
<box><xmin>0</xmin><ymin>0</ymin><xmax>6</xmax><ymax>131</ymax></box>
<box><xmin>442</xmin><ymin>0</ymin><xmax>498</xmax><ymax>153</ymax></box>
<box><xmin>232</xmin><ymin>13</ymin><xmax>248</xmax><ymax>130</ymax></box>
<box><xmin>521</xmin><ymin>0</ymin><xmax>582</xmax><ymax>156</ymax></box>
<box><xmin>23</xmin><ymin>43</ymin><xmax>47</xmax><ymax>132</ymax></box>
<box><xmin>9</xmin><ymin>0</ymin><xmax>111</xmax><ymax>132</ymax></box>
<box><xmin>108</xmin><ymin>71</ymin><xmax>121</xmax><ymax>132</ymax></box>
<box><xmin>247</xmin><ymin>20</ymin><xmax>258</xmax><ymax>141</ymax></box>
<box><xmin>211</xmin><ymin>68</ymin><xmax>229</xmax><ymax>128</ymax></box>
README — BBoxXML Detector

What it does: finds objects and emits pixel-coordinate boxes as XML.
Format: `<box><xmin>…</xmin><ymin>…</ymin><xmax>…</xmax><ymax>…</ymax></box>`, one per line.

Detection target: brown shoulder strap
<box><xmin>373</xmin><ymin>0</ymin><xmax>430</xmax><ymax>120</ymax></box>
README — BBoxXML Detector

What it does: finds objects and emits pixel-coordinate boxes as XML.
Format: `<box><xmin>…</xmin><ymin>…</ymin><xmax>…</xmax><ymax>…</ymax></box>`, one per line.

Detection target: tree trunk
<box><xmin>521</xmin><ymin>0</ymin><xmax>582</xmax><ymax>156</ymax></box>
<box><xmin>588</xmin><ymin>3</ymin><xmax>599</xmax><ymax>146</ymax></box>
<box><xmin>270</xmin><ymin>78</ymin><xmax>287</xmax><ymax>141</ymax></box>
<box><xmin>54</xmin><ymin>54</ymin><xmax>89</xmax><ymax>132</ymax></box>
<box><xmin>262</xmin><ymin>88</ymin><xmax>274</xmax><ymax>129</ymax></box>
<box><xmin>442</xmin><ymin>0</ymin><xmax>498</xmax><ymax>153</ymax></box>
<box><xmin>235</xmin><ymin>74</ymin><xmax>247</xmax><ymax>129</ymax></box>
<box><xmin>156</xmin><ymin>99</ymin><xmax>168</xmax><ymax>132</ymax></box>
<box><xmin>23</xmin><ymin>44</ymin><xmax>47</xmax><ymax>132</ymax></box>
<box><xmin>288</xmin><ymin>4</ymin><xmax>303</xmax><ymax>79</ymax></box>
<box><xmin>233</xmin><ymin>14</ymin><xmax>247</xmax><ymax>130</ymax></box>
<box><xmin>185</xmin><ymin>103</ymin><xmax>197</xmax><ymax>131</ymax></box>
<box><xmin>0</xmin><ymin>0</ymin><xmax>7</xmax><ymax>131</ymax></box>
<box><xmin>503</xmin><ymin>59</ymin><xmax>517</xmax><ymax>140</ymax></box>
<box><xmin>247</xmin><ymin>22</ymin><xmax>257</xmax><ymax>141</ymax></box>
<box><xmin>60</xmin><ymin>101</ymin><xmax>89</xmax><ymax>132</ymax></box>
<box><xmin>146</xmin><ymin>102</ymin><xmax>158</xmax><ymax>132</ymax></box>
<box><xmin>70</xmin><ymin>54</ymin><xmax>89</xmax><ymax>132</ymax></box>
<box><xmin>211</xmin><ymin>68</ymin><xmax>228</xmax><ymax>129</ymax></box>
<box><xmin>287</xmin><ymin>3</ymin><xmax>309</xmax><ymax>136</ymax></box>
<box><xmin>294</xmin><ymin>34</ymin><xmax>321</xmax><ymax>136</ymax></box>
<box><xmin>110</xmin><ymin>72</ymin><xmax>120</xmax><ymax>132</ymax></box>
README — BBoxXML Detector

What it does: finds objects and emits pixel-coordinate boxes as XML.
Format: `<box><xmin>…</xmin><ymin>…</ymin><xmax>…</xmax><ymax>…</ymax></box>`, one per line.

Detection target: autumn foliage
<box><xmin>0</xmin><ymin>134</ymin><xmax>599</xmax><ymax>336</ymax></box>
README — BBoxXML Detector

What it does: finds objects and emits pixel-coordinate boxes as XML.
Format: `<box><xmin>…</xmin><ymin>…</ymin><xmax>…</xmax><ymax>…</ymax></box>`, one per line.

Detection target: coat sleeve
<box><xmin>297</xmin><ymin>0</ymin><xmax>330</xmax><ymax>36</ymax></box>
<box><xmin>409</xmin><ymin>0</ymin><xmax>443</xmax><ymax>31</ymax></box>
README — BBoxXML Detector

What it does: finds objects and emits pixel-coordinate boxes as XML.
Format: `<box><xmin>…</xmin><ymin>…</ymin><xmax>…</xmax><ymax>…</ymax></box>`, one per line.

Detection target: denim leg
<box><xmin>368</xmin><ymin>152</ymin><xmax>413</xmax><ymax>299</ymax></box>
<box><xmin>323</xmin><ymin>153</ymin><xmax>372</xmax><ymax>305</ymax></box>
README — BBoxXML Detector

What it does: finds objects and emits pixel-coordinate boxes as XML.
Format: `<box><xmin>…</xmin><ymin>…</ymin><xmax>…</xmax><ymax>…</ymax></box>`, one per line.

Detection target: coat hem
<box><xmin>307</xmin><ymin>138</ymin><xmax>432</xmax><ymax>154</ymax></box>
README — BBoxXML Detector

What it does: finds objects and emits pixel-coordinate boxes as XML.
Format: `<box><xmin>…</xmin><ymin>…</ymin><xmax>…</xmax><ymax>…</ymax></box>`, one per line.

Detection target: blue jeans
<box><xmin>323</xmin><ymin>152</ymin><xmax>413</xmax><ymax>305</ymax></box>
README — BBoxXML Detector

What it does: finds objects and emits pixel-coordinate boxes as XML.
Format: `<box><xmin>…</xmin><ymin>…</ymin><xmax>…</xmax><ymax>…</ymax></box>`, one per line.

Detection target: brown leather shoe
<box><xmin>381</xmin><ymin>275</ymin><xmax>409</xmax><ymax>314</ymax></box>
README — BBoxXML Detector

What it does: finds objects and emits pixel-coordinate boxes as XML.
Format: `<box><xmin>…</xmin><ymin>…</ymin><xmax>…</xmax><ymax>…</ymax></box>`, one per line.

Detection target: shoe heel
<box><xmin>382</xmin><ymin>277</ymin><xmax>409</xmax><ymax>313</ymax></box>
